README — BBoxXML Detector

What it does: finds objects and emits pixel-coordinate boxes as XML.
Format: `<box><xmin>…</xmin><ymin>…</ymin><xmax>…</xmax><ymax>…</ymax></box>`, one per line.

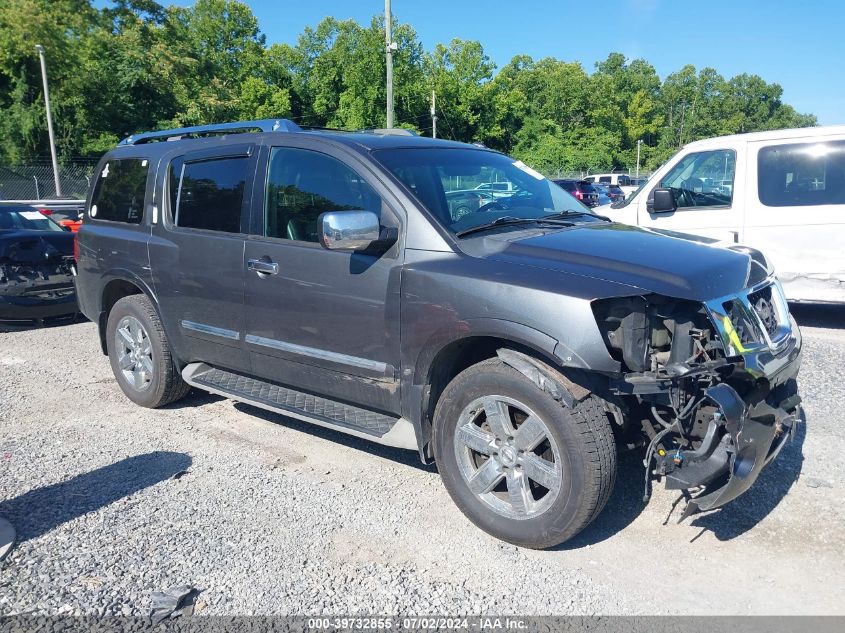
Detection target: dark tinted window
<box><xmin>577</xmin><ymin>181</ymin><xmax>597</xmax><ymax>193</ymax></box>
<box><xmin>758</xmin><ymin>140</ymin><xmax>845</xmax><ymax>207</ymax></box>
<box><xmin>554</xmin><ymin>180</ymin><xmax>576</xmax><ymax>192</ymax></box>
<box><xmin>264</xmin><ymin>148</ymin><xmax>380</xmax><ymax>242</ymax></box>
<box><xmin>171</xmin><ymin>157</ymin><xmax>247</xmax><ymax>233</ymax></box>
<box><xmin>90</xmin><ymin>158</ymin><xmax>148</xmax><ymax>223</ymax></box>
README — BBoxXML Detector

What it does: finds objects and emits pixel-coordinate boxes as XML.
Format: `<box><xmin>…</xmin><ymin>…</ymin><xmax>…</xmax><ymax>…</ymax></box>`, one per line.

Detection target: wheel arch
<box><xmin>97</xmin><ymin>271</ymin><xmax>159</xmax><ymax>356</ymax></box>
<box><xmin>407</xmin><ymin>319</ymin><xmax>587</xmax><ymax>463</ymax></box>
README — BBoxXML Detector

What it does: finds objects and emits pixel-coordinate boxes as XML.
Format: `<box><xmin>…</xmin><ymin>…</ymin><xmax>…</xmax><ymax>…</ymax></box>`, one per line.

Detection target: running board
<box><xmin>181</xmin><ymin>362</ymin><xmax>417</xmax><ymax>450</ymax></box>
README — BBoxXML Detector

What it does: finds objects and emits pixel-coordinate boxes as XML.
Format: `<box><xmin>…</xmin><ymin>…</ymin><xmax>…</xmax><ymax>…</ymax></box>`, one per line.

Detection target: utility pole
<box><xmin>636</xmin><ymin>139</ymin><xmax>642</xmax><ymax>180</ymax></box>
<box><xmin>431</xmin><ymin>90</ymin><xmax>437</xmax><ymax>138</ymax></box>
<box><xmin>384</xmin><ymin>0</ymin><xmax>396</xmax><ymax>128</ymax></box>
<box><xmin>35</xmin><ymin>44</ymin><xmax>61</xmax><ymax>197</ymax></box>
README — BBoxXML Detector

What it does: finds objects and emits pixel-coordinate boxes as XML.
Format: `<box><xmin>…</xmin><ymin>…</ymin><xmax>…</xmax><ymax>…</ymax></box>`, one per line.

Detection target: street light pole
<box><xmin>384</xmin><ymin>0</ymin><xmax>395</xmax><ymax>128</ymax></box>
<box><xmin>635</xmin><ymin>139</ymin><xmax>642</xmax><ymax>180</ymax></box>
<box><xmin>35</xmin><ymin>44</ymin><xmax>61</xmax><ymax>197</ymax></box>
<box><xmin>431</xmin><ymin>90</ymin><xmax>437</xmax><ymax>138</ymax></box>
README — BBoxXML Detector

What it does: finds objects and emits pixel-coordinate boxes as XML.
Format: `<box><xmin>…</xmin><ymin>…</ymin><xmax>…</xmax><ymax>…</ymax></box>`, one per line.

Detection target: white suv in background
<box><xmin>602</xmin><ymin>125</ymin><xmax>845</xmax><ymax>304</ymax></box>
<box><xmin>584</xmin><ymin>173</ymin><xmax>638</xmax><ymax>196</ymax></box>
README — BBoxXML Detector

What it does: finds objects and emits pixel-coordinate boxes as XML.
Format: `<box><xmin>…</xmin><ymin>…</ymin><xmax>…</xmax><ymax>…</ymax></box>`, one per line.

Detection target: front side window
<box><xmin>659</xmin><ymin>149</ymin><xmax>735</xmax><ymax>209</ymax></box>
<box><xmin>170</xmin><ymin>157</ymin><xmax>248</xmax><ymax>233</ymax></box>
<box><xmin>374</xmin><ymin>148</ymin><xmax>594</xmax><ymax>234</ymax></box>
<box><xmin>758</xmin><ymin>140</ymin><xmax>845</xmax><ymax>207</ymax></box>
<box><xmin>264</xmin><ymin>147</ymin><xmax>381</xmax><ymax>242</ymax></box>
<box><xmin>90</xmin><ymin>158</ymin><xmax>148</xmax><ymax>223</ymax></box>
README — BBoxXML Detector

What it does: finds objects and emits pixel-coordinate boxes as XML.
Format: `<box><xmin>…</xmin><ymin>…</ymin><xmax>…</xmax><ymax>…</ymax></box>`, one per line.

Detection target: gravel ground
<box><xmin>0</xmin><ymin>305</ymin><xmax>843</xmax><ymax>616</ymax></box>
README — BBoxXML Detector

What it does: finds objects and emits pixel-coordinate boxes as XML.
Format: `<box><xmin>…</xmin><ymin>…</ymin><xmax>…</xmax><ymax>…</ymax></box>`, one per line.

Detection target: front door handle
<box><xmin>247</xmin><ymin>258</ymin><xmax>279</xmax><ymax>275</ymax></box>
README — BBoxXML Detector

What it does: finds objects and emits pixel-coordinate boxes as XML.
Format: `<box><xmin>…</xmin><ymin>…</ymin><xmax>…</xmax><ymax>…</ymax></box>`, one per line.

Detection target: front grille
<box><xmin>748</xmin><ymin>286</ymin><xmax>778</xmax><ymax>337</ymax></box>
<box><xmin>724</xmin><ymin>299</ymin><xmax>761</xmax><ymax>347</ymax></box>
<box><xmin>707</xmin><ymin>281</ymin><xmax>791</xmax><ymax>355</ymax></box>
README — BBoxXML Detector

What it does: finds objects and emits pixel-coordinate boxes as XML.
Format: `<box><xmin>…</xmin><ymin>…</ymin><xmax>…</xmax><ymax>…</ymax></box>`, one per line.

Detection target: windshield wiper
<box><xmin>455</xmin><ymin>216</ymin><xmax>573</xmax><ymax>238</ymax></box>
<box><xmin>542</xmin><ymin>210</ymin><xmax>611</xmax><ymax>222</ymax></box>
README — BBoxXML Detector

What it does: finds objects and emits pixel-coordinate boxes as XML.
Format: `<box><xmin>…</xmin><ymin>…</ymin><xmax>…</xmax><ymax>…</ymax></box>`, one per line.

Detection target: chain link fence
<box><xmin>0</xmin><ymin>160</ymin><xmax>97</xmax><ymax>200</ymax></box>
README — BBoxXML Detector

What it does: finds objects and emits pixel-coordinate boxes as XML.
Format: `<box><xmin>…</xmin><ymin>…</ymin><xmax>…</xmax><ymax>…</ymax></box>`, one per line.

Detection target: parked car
<box><xmin>553</xmin><ymin>179</ymin><xmax>599</xmax><ymax>207</ymax></box>
<box><xmin>593</xmin><ymin>183</ymin><xmax>625</xmax><ymax>205</ymax></box>
<box><xmin>583</xmin><ymin>173</ymin><xmax>638</xmax><ymax>196</ymax></box>
<box><xmin>603</xmin><ymin>124</ymin><xmax>845</xmax><ymax>303</ymax></box>
<box><xmin>445</xmin><ymin>190</ymin><xmax>495</xmax><ymax>220</ymax></box>
<box><xmin>75</xmin><ymin>119</ymin><xmax>803</xmax><ymax>548</ymax></box>
<box><xmin>474</xmin><ymin>181</ymin><xmax>519</xmax><ymax>197</ymax></box>
<box><xmin>0</xmin><ymin>204</ymin><xmax>77</xmax><ymax>321</ymax></box>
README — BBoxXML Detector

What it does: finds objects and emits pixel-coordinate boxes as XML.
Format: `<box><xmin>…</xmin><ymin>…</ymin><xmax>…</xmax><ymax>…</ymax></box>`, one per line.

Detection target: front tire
<box><xmin>433</xmin><ymin>358</ymin><xmax>616</xmax><ymax>548</ymax></box>
<box><xmin>106</xmin><ymin>295</ymin><xmax>190</xmax><ymax>408</ymax></box>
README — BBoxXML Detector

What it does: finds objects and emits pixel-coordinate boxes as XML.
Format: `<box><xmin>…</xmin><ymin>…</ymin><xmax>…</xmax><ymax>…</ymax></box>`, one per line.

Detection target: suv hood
<box><xmin>473</xmin><ymin>223</ymin><xmax>765</xmax><ymax>302</ymax></box>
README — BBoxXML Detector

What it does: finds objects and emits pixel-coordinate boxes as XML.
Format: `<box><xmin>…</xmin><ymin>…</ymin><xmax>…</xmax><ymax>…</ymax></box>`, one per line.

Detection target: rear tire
<box><xmin>106</xmin><ymin>295</ymin><xmax>190</xmax><ymax>408</ymax></box>
<box><xmin>433</xmin><ymin>358</ymin><xmax>616</xmax><ymax>549</ymax></box>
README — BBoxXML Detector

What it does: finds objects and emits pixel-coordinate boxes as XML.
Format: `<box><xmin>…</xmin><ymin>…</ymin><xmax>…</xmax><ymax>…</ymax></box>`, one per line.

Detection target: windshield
<box><xmin>0</xmin><ymin>207</ymin><xmax>64</xmax><ymax>232</ymax></box>
<box><xmin>373</xmin><ymin>148</ymin><xmax>593</xmax><ymax>235</ymax></box>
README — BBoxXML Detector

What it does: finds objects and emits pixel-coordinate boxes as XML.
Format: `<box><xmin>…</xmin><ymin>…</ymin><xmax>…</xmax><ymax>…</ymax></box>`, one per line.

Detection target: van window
<box><xmin>758</xmin><ymin>140</ymin><xmax>845</xmax><ymax>207</ymax></box>
<box><xmin>599</xmin><ymin>176</ymin><xmax>611</xmax><ymax>183</ymax></box>
<box><xmin>90</xmin><ymin>158</ymin><xmax>148</xmax><ymax>223</ymax></box>
<box><xmin>170</xmin><ymin>157</ymin><xmax>248</xmax><ymax>233</ymax></box>
<box><xmin>264</xmin><ymin>148</ymin><xmax>381</xmax><ymax>242</ymax></box>
<box><xmin>618</xmin><ymin>175</ymin><xmax>631</xmax><ymax>186</ymax></box>
<box><xmin>659</xmin><ymin>149</ymin><xmax>735</xmax><ymax>209</ymax></box>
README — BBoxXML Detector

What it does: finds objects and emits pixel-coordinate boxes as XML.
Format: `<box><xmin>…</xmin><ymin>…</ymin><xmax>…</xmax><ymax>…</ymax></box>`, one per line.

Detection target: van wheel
<box><xmin>433</xmin><ymin>358</ymin><xmax>616</xmax><ymax>549</ymax></box>
<box><xmin>106</xmin><ymin>295</ymin><xmax>190</xmax><ymax>408</ymax></box>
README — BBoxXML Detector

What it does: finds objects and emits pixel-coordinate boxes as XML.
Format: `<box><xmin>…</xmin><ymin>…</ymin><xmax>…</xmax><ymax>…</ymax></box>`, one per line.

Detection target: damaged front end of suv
<box><xmin>593</xmin><ymin>273</ymin><xmax>802</xmax><ymax>518</ymax></box>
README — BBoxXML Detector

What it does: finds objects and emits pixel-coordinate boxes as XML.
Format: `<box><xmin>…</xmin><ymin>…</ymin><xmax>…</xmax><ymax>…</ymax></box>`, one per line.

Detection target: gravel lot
<box><xmin>1</xmin><ymin>305</ymin><xmax>843</xmax><ymax>616</ymax></box>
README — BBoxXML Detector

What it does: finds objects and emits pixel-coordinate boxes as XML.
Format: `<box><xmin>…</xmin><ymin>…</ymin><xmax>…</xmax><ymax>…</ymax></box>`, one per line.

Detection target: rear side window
<box><xmin>170</xmin><ymin>157</ymin><xmax>248</xmax><ymax>233</ymax></box>
<box><xmin>90</xmin><ymin>158</ymin><xmax>148</xmax><ymax>223</ymax></box>
<box><xmin>758</xmin><ymin>140</ymin><xmax>845</xmax><ymax>207</ymax></box>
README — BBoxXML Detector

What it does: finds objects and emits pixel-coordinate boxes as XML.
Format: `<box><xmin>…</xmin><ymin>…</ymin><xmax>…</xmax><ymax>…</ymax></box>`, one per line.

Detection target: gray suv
<box><xmin>75</xmin><ymin>119</ymin><xmax>803</xmax><ymax>548</ymax></box>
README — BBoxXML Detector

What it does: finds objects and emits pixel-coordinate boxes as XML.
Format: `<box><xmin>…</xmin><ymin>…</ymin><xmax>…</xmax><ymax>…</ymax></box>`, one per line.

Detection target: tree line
<box><xmin>0</xmin><ymin>0</ymin><xmax>817</xmax><ymax>174</ymax></box>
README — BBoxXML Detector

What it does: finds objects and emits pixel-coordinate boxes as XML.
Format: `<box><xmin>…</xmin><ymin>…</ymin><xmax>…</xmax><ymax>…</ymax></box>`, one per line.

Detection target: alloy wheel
<box><xmin>453</xmin><ymin>395</ymin><xmax>562</xmax><ymax>520</ymax></box>
<box><xmin>114</xmin><ymin>315</ymin><xmax>154</xmax><ymax>391</ymax></box>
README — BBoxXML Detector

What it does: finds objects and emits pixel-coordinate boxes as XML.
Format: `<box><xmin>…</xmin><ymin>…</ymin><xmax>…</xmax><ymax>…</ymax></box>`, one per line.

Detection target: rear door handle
<box><xmin>247</xmin><ymin>258</ymin><xmax>279</xmax><ymax>275</ymax></box>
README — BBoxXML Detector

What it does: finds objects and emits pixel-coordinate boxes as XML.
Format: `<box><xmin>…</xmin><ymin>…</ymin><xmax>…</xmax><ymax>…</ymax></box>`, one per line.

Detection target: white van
<box><xmin>601</xmin><ymin>125</ymin><xmax>845</xmax><ymax>303</ymax></box>
<box><xmin>584</xmin><ymin>173</ymin><xmax>642</xmax><ymax>195</ymax></box>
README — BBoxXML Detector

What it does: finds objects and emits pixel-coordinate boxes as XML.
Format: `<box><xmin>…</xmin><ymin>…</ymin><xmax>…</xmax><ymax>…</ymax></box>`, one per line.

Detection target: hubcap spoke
<box><xmin>118</xmin><ymin>328</ymin><xmax>135</xmax><ymax>350</ymax></box>
<box><xmin>512</xmin><ymin>414</ymin><xmax>547</xmax><ymax>451</ymax></box>
<box><xmin>467</xmin><ymin>458</ymin><xmax>504</xmax><ymax>494</ymax></box>
<box><xmin>132</xmin><ymin>365</ymin><xmax>145</xmax><ymax>387</ymax></box>
<box><xmin>506</xmin><ymin>470</ymin><xmax>534</xmax><ymax>517</ymax></box>
<box><xmin>118</xmin><ymin>354</ymin><xmax>135</xmax><ymax>370</ymax></box>
<box><xmin>457</xmin><ymin>423</ymin><xmax>496</xmax><ymax>455</ymax></box>
<box><xmin>482</xmin><ymin>397</ymin><xmax>512</xmax><ymax>438</ymax></box>
<box><xmin>140</xmin><ymin>355</ymin><xmax>154</xmax><ymax>375</ymax></box>
<box><xmin>520</xmin><ymin>454</ymin><xmax>560</xmax><ymax>491</ymax></box>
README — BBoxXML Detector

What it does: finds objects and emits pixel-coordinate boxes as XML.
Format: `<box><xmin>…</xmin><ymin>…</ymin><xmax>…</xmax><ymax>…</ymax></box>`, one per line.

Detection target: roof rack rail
<box><xmin>358</xmin><ymin>128</ymin><xmax>418</xmax><ymax>137</ymax></box>
<box><xmin>119</xmin><ymin>119</ymin><xmax>302</xmax><ymax>146</ymax></box>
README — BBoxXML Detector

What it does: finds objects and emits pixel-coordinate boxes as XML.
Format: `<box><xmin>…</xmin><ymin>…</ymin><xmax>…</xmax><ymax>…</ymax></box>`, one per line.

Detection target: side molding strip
<box><xmin>181</xmin><ymin>320</ymin><xmax>240</xmax><ymax>341</ymax></box>
<box><xmin>245</xmin><ymin>334</ymin><xmax>388</xmax><ymax>374</ymax></box>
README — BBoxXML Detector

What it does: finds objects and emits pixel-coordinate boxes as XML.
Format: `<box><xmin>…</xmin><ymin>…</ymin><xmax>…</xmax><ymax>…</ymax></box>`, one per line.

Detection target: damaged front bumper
<box><xmin>664</xmin><ymin>280</ymin><xmax>803</xmax><ymax>517</ymax></box>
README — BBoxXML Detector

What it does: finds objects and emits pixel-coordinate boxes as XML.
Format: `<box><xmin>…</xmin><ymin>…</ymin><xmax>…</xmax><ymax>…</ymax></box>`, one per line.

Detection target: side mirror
<box><xmin>651</xmin><ymin>188</ymin><xmax>677</xmax><ymax>214</ymax></box>
<box><xmin>318</xmin><ymin>210</ymin><xmax>386</xmax><ymax>252</ymax></box>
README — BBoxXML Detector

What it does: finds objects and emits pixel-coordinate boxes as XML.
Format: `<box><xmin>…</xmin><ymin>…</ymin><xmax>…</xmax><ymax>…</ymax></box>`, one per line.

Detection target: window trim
<box><xmin>88</xmin><ymin>156</ymin><xmax>150</xmax><ymax>225</ymax></box>
<box><xmin>165</xmin><ymin>147</ymin><xmax>255</xmax><ymax>237</ymax></box>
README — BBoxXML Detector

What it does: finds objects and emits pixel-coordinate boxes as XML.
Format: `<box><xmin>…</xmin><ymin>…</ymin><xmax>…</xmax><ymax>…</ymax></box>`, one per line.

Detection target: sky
<box><xmin>109</xmin><ymin>0</ymin><xmax>845</xmax><ymax>125</ymax></box>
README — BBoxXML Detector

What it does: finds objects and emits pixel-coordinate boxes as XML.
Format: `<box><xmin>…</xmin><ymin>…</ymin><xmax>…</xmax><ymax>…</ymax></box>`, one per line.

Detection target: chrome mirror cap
<box><xmin>319</xmin><ymin>210</ymin><xmax>381</xmax><ymax>251</ymax></box>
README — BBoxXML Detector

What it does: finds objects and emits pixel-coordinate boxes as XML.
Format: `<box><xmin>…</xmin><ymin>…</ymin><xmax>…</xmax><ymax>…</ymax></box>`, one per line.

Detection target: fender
<box><xmin>401</xmin><ymin>318</ymin><xmax>589</xmax><ymax>462</ymax></box>
<box><xmin>95</xmin><ymin>268</ymin><xmax>163</xmax><ymax>356</ymax></box>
